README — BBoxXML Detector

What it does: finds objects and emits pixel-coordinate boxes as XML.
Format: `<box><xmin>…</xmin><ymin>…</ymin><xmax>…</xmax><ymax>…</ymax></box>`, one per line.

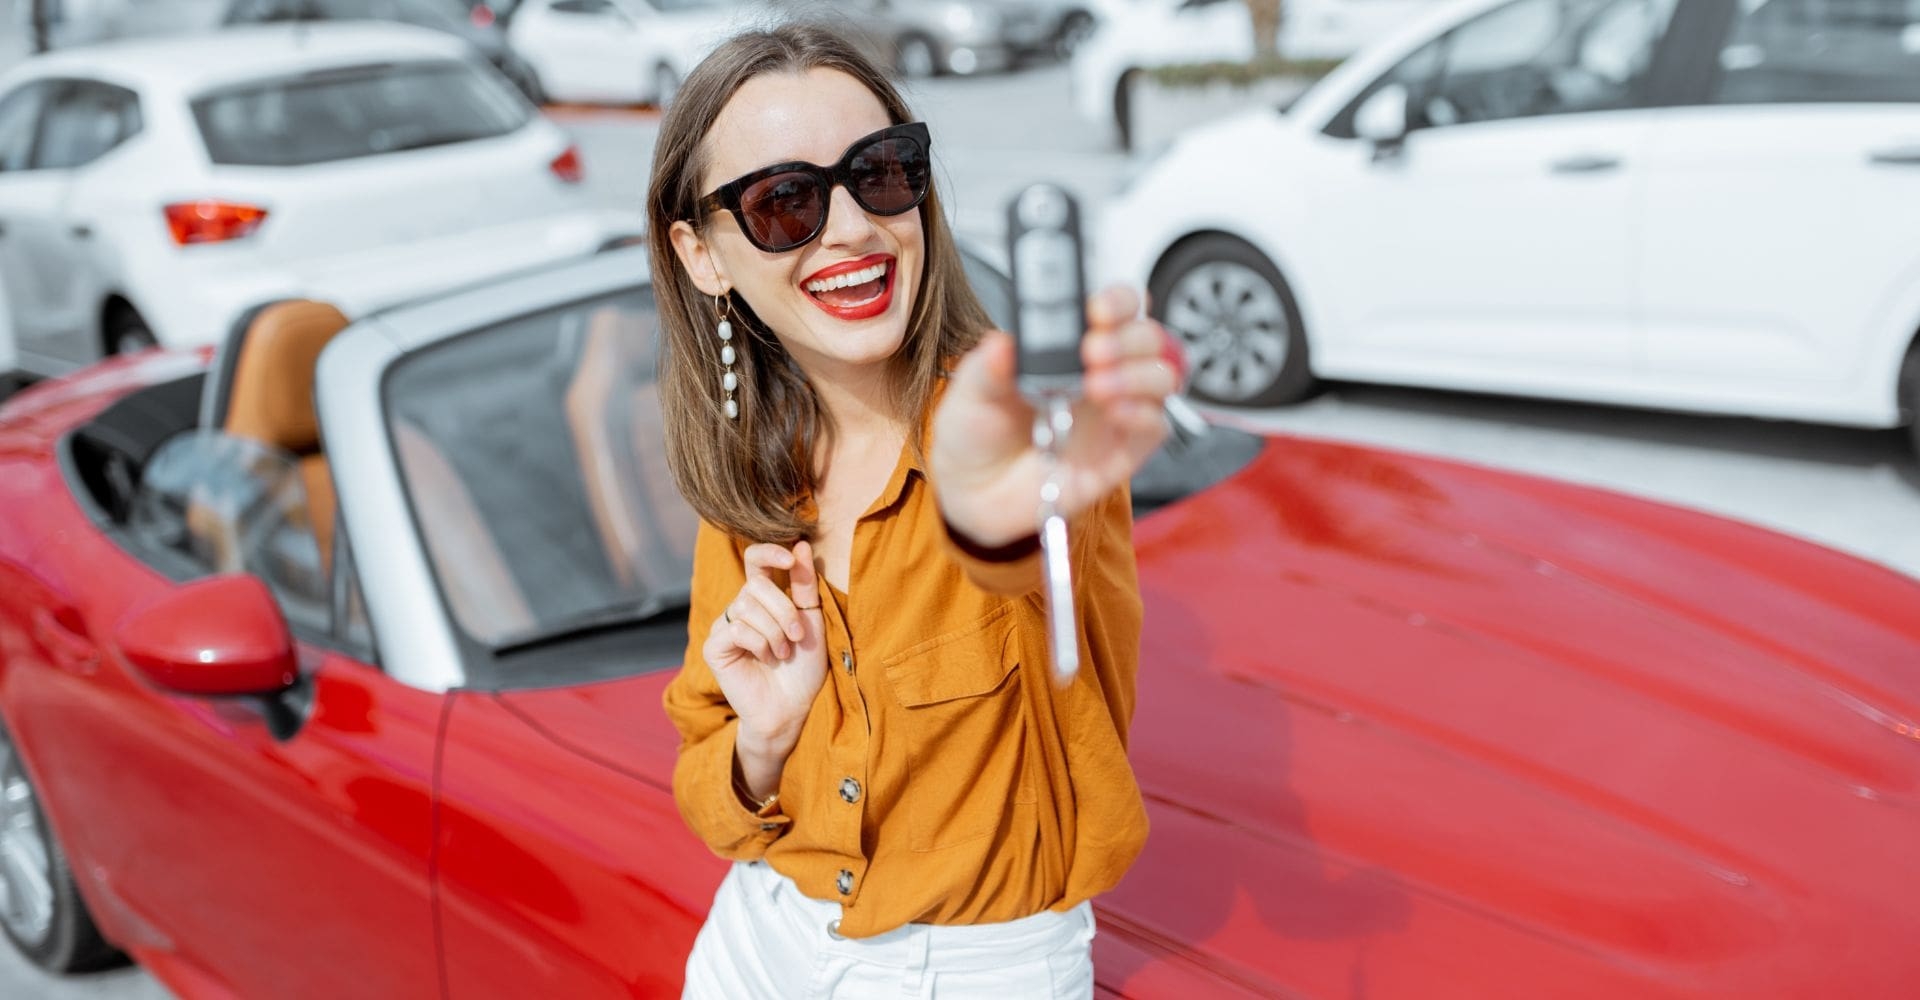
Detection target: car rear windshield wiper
<box><xmin>490</xmin><ymin>592</ymin><xmax>691</xmax><ymax>655</ymax></box>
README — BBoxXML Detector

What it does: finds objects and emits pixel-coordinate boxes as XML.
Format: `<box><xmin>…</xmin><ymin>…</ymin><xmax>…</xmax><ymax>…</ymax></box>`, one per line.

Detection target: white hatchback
<box><xmin>1098</xmin><ymin>0</ymin><xmax>1920</xmax><ymax>450</ymax></box>
<box><xmin>0</xmin><ymin>23</ymin><xmax>640</xmax><ymax>378</ymax></box>
<box><xmin>505</xmin><ymin>0</ymin><xmax>741</xmax><ymax>107</ymax></box>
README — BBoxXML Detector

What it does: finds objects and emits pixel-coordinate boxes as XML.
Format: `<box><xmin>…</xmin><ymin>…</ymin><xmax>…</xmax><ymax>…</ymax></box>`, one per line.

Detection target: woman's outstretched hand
<box><xmin>931</xmin><ymin>286</ymin><xmax>1176</xmax><ymax>548</ymax></box>
<box><xmin>702</xmin><ymin>540</ymin><xmax>827</xmax><ymax>800</ymax></box>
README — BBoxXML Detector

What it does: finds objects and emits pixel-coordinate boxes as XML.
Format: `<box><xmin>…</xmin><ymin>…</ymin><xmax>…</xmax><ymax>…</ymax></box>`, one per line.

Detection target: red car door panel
<box><xmin>436</xmin><ymin>677</ymin><xmax>722</xmax><ymax>999</ymax></box>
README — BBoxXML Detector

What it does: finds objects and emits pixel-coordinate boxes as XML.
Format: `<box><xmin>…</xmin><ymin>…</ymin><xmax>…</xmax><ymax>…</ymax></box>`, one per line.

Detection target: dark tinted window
<box><xmin>0</xmin><ymin>82</ymin><xmax>51</xmax><ymax>172</ymax></box>
<box><xmin>32</xmin><ymin>81</ymin><xmax>140</xmax><ymax>170</ymax></box>
<box><xmin>1333</xmin><ymin>0</ymin><xmax>1676</xmax><ymax>134</ymax></box>
<box><xmin>193</xmin><ymin>60</ymin><xmax>529</xmax><ymax>166</ymax></box>
<box><xmin>1714</xmin><ymin>0</ymin><xmax>1920</xmax><ymax>103</ymax></box>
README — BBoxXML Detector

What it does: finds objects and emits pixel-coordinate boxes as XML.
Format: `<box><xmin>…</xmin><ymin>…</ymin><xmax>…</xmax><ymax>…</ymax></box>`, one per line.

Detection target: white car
<box><xmin>0</xmin><ymin>23</ymin><xmax>639</xmax><ymax>379</ymax></box>
<box><xmin>1070</xmin><ymin>0</ymin><xmax>1442</xmax><ymax>145</ymax></box>
<box><xmin>506</xmin><ymin>0</ymin><xmax>741</xmax><ymax>106</ymax></box>
<box><xmin>1097</xmin><ymin>0</ymin><xmax>1920</xmax><ymax>452</ymax></box>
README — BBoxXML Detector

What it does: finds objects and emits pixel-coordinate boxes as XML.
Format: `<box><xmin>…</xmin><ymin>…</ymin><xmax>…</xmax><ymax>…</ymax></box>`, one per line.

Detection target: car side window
<box><xmin>1396</xmin><ymin>0</ymin><xmax>1676</xmax><ymax>129</ymax></box>
<box><xmin>1713</xmin><ymin>0</ymin><xmax>1920</xmax><ymax>104</ymax></box>
<box><xmin>0</xmin><ymin>82</ymin><xmax>52</xmax><ymax>172</ymax></box>
<box><xmin>550</xmin><ymin>0</ymin><xmax>613</xmax><ymax>14</ymax></box>
<box><xmin>32</xmin><ymin>81</ymin><xmax>140</xmax><ymax>171</ymax></box>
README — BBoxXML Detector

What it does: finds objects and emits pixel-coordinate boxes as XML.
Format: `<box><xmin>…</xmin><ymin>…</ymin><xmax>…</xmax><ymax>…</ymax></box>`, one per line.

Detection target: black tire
<box><xmin>1114</xmin><ymin>69</ymin><xmax>1137</xmax><ymax>153</ymax></box>
<box><xmin>1054</xmin><ymin>10</ymin><xmax>1095</xmax><ymax>59</ymax></box>
<box><xmin>1149</xmin><ymin>234</ymin><xmax>1316</xmax><ymax>407</ymax></box>
<box><xmin>895</xmin><ymin>35</ymin><xmax>940</xmax><ymax>79</ymax></box>
<box><xmin>104</xmin><ymin>305</ymin><xmax>156</xmax><ymax>356</ymax></box>
<box><xmin>653</xmin><ymin>64</ymin><xmax>681</xmax><ymax>109</ymax></box>
<box><xmin>0</xmin><ymin>721</ymin><xmax>119</xmax><ymax>973</ymax></box>
<box><xmin>1901</xmin><ymin>337</ymin><xmax>1920</xmax><ymax>464</ymax></box>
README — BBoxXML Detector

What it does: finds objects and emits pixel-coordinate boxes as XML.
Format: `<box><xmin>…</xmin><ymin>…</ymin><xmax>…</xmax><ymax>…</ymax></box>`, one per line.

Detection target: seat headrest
<box><xmin>223</xmin><ymin>300</ymin><xmax>350</xmax><ymax>455</ymax></box>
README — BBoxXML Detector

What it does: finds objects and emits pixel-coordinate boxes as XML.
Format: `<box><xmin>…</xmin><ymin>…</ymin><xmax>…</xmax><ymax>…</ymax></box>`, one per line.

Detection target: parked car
<box><xmin>6</xmin><ymin>242</ymin><xmax>1920</xmax><ymax>997</ymax></box>
<box><xmin>221</xmin><ymin>0</ymin><xmax>548</xmax><ymax>101</ymax></box>
<box><xmin>1071</xmin><ymin>0</ymin><xmax>1444</xmax><ymax>145</ymax></box>
<box><xmin>0</xmin><ymin>23</ymin><xmax>638</xmax><ymax>382</ymax></box>
<box><xmin>505</xmin><ymin>0</ymin><xmax>741</xmax><ymax>106</ymax></box>
<box><xmin>1096</xmin><ymin>0</ymin><xmax>1920</xmax><ymax>458</ymax></box>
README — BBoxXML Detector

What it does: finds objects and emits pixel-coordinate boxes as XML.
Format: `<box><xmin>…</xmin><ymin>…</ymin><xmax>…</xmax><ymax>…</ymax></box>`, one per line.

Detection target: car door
<box><xmin>22</xmin><ymin>417</ymin><xmax>445</xmax><ymax>998</ymax></box>
<box><xmin>0</xmin><ymin>79</ymin><xmax>63</xmax><ymax>369</ymax></box>
<box><xmin>527</xmin><ymin>0</ymin><xmax>646</xmax><ymax>102</ymax></box>
<box><xmin>15</xmin><ymin>79</ymin><xmax>141</xmax><ymax>370</ymax></box>
<box><xmin>1302</xmin><ymin>0</ymin><xmax>1677</xmax><ymax>383</ymax></box>
<box><xmin>1635</xmin><ymin>0</ymin><xmax>1920</xmax><ymax>419</ymax></box>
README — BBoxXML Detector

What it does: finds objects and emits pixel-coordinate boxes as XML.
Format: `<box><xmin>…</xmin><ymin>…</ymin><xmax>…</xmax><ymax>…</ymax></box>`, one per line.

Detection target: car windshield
<box><xmin>192</xmin><ymin>60</ymin><xmax>529</xmax><ymax>167</ymax></box>
<box><xmin>384</xmin><ymin>288</ymin><xmax>698</xmax><ymax>650</ymax></box>
<box><xmin>380</xmin><ymin>254</ymin><xmax>1262</xmax><ymax>660</ymax></box>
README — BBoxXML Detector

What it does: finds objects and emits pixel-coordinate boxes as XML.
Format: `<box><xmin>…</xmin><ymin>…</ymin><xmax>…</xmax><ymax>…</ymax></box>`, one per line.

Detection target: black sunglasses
<box><xmin>697</xmin><ymin>122</ymin><xmax>933</xmax><ymax>254</ymax></box>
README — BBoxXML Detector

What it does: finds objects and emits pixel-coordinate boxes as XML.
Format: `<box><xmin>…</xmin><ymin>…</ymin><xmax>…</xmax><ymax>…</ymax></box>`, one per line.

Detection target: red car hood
<box><xmin>505</xmin><ymin>436</ymin><xmax>1920</xmax><ymax>998</ymax></box>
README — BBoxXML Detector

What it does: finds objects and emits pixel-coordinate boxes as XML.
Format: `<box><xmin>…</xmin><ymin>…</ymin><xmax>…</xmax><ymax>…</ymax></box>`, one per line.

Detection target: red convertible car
<box><xmin>2</xmin><ymin>246</ymin><xmax>1919</xmax><ymax>998</ymax></box>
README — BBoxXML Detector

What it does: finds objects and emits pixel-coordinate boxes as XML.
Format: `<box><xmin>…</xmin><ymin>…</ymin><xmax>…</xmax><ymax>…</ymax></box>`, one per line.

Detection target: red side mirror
<box><xmin>114</xmin><ymin>575</ymin><xmax>297</xmax><ymax>697</ymax></box>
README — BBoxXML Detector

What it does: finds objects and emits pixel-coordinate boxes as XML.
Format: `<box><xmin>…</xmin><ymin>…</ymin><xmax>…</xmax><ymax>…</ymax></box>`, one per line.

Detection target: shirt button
<box><xmin>839</xmin><ymin>777</ymin><xmax>861</xmax><ymax>804</ymax></box>
<box><xmin>836</xmin><ymin>869</ymin><xmax>854</xmax><ymax>895</ymax></box>
<box><xmin>841</xmin><ymin>650</ymin><xmax>854</xmax><ymax>675</ymax></box>
<box><xmin>827</xmin><ymin>918</ymin><xmax>845</xmax><ymax>940</ymax></box>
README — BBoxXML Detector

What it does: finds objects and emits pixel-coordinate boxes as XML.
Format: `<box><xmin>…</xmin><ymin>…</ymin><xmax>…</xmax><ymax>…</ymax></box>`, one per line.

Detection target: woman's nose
<box><xmin>818</xmin><ymin>184</ymin><xmax>878</xmax><ymax>249</ymax></box>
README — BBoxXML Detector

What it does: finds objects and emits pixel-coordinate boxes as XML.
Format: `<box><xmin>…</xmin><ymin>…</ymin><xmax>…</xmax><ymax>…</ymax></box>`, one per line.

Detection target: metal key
<box><xmin>1033</xmin><ymin>393</ymin><xmax>1079</xmax><ymax>684</ymax></box>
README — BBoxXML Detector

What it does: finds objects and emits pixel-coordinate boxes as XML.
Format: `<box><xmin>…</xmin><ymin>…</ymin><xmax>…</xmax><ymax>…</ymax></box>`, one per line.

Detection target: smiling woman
<box><xmin>642</xmin><ymin>21</ymin><xmax>1180</xmax><ymax>999</ymax></box>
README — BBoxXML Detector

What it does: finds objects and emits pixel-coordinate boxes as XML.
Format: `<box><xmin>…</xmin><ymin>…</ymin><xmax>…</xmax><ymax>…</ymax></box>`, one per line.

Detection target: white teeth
<box><xmin>805</xmin><ymin>261</ymin><xmax>888</xmax><ymax>293</ymax></box>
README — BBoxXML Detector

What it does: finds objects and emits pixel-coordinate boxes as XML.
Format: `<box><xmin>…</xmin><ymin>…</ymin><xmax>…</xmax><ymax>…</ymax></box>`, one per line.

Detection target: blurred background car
<box><xmin>222</xmin><ymin>0</ymin><xmax>548</xmax><ymax>102</ymax></box>
<box><xmin>0</xmin><ymin>22</ymin><xmax>639</xmax><ymax>381</ymax></box>
<box><xmin>505</xmin><ymin>0</ymin><xmax>739</xmax><ymax>106</ymax></box>
<box><xmin>1071</xmin><ymin>0</ymin><xmax>1445</xmax><ymax>145</ymax></box>
<box><xmin>1097</xmin><ymin>0</ymin><xmax>1920</xmax><ymax>452</ymax></box>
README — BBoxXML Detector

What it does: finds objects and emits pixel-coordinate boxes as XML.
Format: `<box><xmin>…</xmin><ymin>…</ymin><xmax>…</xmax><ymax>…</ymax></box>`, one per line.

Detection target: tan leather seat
<box><xmin>221</xmin><ymin>300</ymin><xmax>349</xmax><ymax>569</ymax></box>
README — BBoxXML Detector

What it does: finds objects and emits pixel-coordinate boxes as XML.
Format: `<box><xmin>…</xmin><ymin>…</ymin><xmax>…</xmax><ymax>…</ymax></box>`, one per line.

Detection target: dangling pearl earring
<box><xmin>716</xmin><ymin>294</ymin><xmax>738</xmax><ymax>420</ymax></box>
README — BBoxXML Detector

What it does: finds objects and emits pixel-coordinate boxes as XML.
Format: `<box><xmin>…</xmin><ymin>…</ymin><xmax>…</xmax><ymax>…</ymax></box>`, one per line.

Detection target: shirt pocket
<box><xmin>882</xmin><ymin>602</ymin><xmax>1038</xmax><ymax>853</ymax></box>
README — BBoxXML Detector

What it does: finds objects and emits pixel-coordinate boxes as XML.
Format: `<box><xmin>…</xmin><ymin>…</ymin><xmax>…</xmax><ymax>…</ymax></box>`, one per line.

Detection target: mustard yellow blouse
<box><xmin>661</xmin><ymin>436</ymin><xmax>1148</xmax><ymax>939</ymax></box>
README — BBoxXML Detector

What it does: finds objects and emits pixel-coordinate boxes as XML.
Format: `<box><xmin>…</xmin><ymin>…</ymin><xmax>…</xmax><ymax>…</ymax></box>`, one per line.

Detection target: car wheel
<box><xmin>1114</xmin><ymin>68</ymin><xmax>1137</xmax><ymax>153</ymax></box>
<box><xmin>1054</xmin><ymin>10</ymin><xmax>1095</xmax><ymax>59</ymax></box>
<box><xmin>1149</xmin><ymin>235</ymin><xmax>1315</xmax><ymax>406</ymax></box>
<box><xmin>105</xmin><ymin>306</ymin><xmax>156</xmax><ymax>356</ymax></box>
<box><xmin>1901</xmin><ymin>336</ymin><xmax>1920</xmax><ymax>464</ymax></box>
<box><xmin>896</xmin><ymin>35</ymin><xmax>939</xmax><ymax>79</ymax></box>
<box><xmin>653</xmin><ymin>64</ymin><xmax>681</xmax><ymax>109</ymax></box>
<box><xmin>0</xmin><ymin>721</ymin><xmax>118</xmax><ymax>972</ymax></box>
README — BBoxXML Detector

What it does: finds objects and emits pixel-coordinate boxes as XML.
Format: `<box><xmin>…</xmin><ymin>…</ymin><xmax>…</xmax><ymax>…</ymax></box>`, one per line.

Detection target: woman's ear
<box><xmin>669</xmin><ymin>220</ymin><xmax>730</xmax><ymax>297</ymax></box>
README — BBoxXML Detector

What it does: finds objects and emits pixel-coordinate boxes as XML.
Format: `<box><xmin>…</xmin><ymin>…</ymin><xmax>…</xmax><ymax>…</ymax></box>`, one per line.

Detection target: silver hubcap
<box><xmin>1163</xmin><ymin>260</ymin><xmax>1291</xmax><ymax>402</ymax></box>
<box><xmin>0</xmin><ymin>735</ymin><xmax>53</xmax><ymax>945</ymax></box>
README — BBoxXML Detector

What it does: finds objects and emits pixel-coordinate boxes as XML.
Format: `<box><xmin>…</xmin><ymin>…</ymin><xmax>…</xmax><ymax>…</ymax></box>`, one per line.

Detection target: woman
<box><xmin>650</xmin><ymin>22</ymin><xmax>1177</xmax><ymax>998</ymax></box>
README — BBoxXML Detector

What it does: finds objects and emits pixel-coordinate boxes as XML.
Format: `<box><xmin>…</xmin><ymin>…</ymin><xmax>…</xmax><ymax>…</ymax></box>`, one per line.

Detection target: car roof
<box><xmin>2</xmin><ymin>23</ymin><xmax>473</xmax><ymax>97</ymax></box>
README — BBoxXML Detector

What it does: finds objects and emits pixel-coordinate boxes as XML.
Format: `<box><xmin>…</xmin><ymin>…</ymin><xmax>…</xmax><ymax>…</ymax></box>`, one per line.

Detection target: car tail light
<box><xmin>470</xmin><ymin>4</ymin><xmax>494</xmax><ymax>26</ymax></box>
<box><xmin>164</xmin><ymin>201</ymin><xmax>268</xmax><ymax>246</ymax></box>
<box><xmin>550</xmin><ymin>145</ymin><xmax>584</xmax><ymax>184</ymax></box>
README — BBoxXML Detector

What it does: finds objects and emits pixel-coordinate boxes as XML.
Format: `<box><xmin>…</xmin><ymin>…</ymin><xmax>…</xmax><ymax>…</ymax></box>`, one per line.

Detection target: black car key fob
<box><xmin>1006</xmin><ymin>182</ymin><xmax>1087</xmax><ymax>399</ymax></box>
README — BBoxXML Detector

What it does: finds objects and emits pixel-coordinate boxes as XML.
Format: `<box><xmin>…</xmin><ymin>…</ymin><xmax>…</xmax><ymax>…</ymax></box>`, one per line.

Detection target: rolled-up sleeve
<box><xmin>661</xmin><ymin>521</ymin><xmax>790</xmax><ymax>859</ymax></box>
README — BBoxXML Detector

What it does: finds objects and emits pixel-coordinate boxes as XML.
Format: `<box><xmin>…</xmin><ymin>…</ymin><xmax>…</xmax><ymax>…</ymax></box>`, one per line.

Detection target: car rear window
<box><xmin>192</xmin><ymin>59</ymin><xmax>530</xmax><ymax>166</ymax></box>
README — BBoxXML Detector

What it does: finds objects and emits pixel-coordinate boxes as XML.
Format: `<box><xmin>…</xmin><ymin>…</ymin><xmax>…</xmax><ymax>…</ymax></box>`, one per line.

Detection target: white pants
<box><xmin>682</xmin><ymin>861</ymin><xmax>1096</xmax><ymax>1000</ymax></box>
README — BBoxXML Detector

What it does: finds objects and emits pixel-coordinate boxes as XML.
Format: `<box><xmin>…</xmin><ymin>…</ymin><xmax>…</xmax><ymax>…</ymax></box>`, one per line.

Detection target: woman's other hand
<box><xmin>702</xmin><ymin>540</ymin><xmax>828</xmax><ymax>798</ymax></box>
<box><xmin>931</xmin><ymin>286</ymin><xmax>1176</xmax><ymax>547</ymax></box>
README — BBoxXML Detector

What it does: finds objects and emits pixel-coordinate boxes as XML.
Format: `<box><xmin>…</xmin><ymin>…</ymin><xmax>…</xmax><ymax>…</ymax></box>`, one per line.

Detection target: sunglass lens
<box><xmin>740</xmin><ymin>171</ymin><xmax>826</xmax><ymax>250</ymax></box>
<box><xmin>849</xmin><ymin>137</ymin><xmax>929</xmax><ymax>215</ymax></box>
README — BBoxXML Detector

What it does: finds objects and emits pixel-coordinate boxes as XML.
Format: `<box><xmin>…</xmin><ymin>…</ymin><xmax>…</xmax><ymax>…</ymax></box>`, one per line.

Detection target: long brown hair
<box><xmin>646</xmin><ymin>24</ymin><xmax>991</xmax><ymax>545</ymax></box>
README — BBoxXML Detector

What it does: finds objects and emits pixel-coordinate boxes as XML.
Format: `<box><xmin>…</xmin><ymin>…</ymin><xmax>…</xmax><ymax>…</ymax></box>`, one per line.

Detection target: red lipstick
<box><xmin>801</xmin><ymin>253</ymin><xmax>895</xmax><ymax>321</ymax></box>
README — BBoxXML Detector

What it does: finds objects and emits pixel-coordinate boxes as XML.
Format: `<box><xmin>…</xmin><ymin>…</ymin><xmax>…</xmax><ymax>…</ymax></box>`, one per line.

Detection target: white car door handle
<box><xmin>1549</xmin><ymin>154</ymin><xmax>1621</xmax><ymax>174</ymax></box>
<box><xmin>1868</xmin><ymin>146</ymin><xmax>1920</xmax><ymax>166</ymax></box>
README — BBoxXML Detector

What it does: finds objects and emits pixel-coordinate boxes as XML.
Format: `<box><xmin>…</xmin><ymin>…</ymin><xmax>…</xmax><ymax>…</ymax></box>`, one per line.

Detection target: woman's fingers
<box><xmin>726</xmin><ymin>597</ymin><xmax>787</xmax><ymax>663</ymax></box>
<box><xmin>789</xmin><ymin>540</ymin><xmax>822</xmax><ymax>618</ymax></box>
<box><xmin>742</xmin><ymin>542</ymin><xmax>796</xmax><ymax>583</ymax></box>
<box><xmin>740</xmin><ymin>576</ymin><xmax>802</xmax><ymax>651</ymax></box>
<box><xmin>1085</xmin><ymin>285</ymin><xmax>1142</xmax><ymax>333</ymax></box>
